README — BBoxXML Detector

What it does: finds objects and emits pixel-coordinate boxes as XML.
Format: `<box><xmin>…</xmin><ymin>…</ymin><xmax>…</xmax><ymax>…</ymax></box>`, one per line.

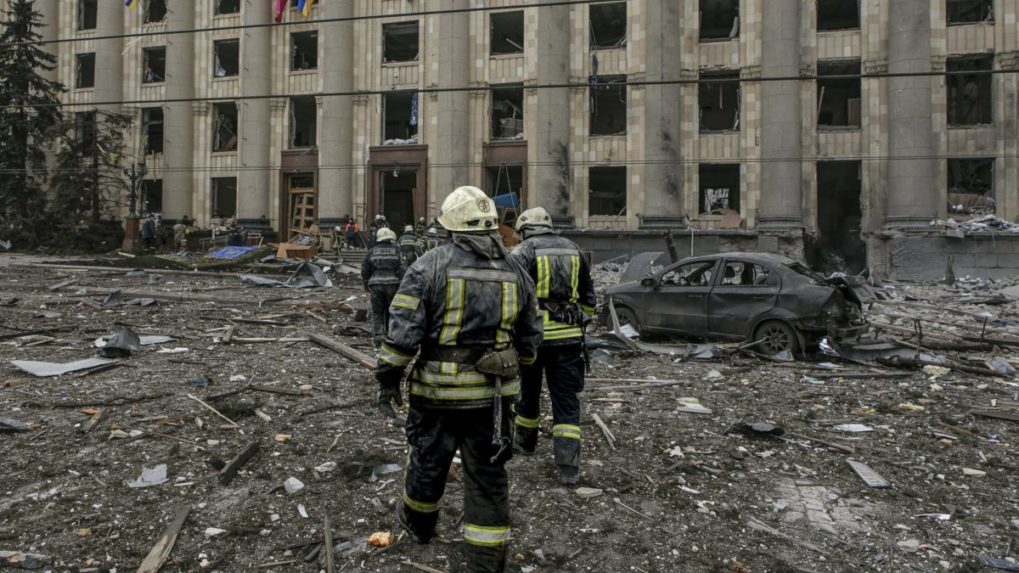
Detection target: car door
<box><xmin>643</xmin><ymin>260</ymin><xmax>717</xmax><ymax>336</ymax></box>
<box><xmin>707</xmin><ymin>260</ymin><xmax>780</xmax><ymax>338</ymax></box>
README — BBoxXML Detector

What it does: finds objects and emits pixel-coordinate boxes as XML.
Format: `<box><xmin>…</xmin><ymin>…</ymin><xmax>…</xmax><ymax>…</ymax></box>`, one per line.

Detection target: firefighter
<box><xmin>509</xmin><ymin>206</ymin><xmax>596</xmax><ymax>485</ymax></box>
<box><xmin>361</xmin><ymin>227</ymin><xmax>404</xmax><ymax>348</ymax></box>
<box><xmin>398</xmin><ymin>224</ymin><xmax>422</xmax><ymax>266</ymax></box>
<box><xmin>375</xmin><ymin>186</ymin><xmax>542</xmax><ymax>573</ymax></box>
<box><xmin>415</xmin><ymin>216</ymin><xmax>427</xmax><ymax>238</ymax></box>
<box><xmin>424</xmin><ymin>227</ymin><xmax>441</xmax><ymax>252</ymax></box>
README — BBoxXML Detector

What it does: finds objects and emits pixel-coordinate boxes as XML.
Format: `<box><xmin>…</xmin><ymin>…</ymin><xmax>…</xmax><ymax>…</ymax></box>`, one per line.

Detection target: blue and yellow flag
<box><xmin>296</xmin><ymin>0</ymin><xmax>312</xmax><ymax>17</ymax></box>
<box><xmin>124</xmin><ymin>0</ymin><xmax>138</xmax><ymax>8</ymax></box>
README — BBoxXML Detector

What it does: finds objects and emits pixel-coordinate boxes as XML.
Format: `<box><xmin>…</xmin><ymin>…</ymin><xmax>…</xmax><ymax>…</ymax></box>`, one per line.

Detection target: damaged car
<box><xmin>605</xmin><ymin>252</ymin><xmax>869</xmax><ymax>355</ymax></box>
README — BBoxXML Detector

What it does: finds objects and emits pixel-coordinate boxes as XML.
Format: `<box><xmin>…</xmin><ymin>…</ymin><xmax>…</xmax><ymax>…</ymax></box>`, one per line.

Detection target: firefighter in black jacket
<box><xmin>361</xmin><ymin>227</ymin><xmax>404</xmax><ymax>348</ymax></box>
<box><xmin>509</xmin><ymin>207</ymin><xmax>597</xmax><ymax>485</ymax></box>
<box><xmin>375</xmin><ymin>186</ymin><xmax>543</xmax><ymax>572</ymax></box>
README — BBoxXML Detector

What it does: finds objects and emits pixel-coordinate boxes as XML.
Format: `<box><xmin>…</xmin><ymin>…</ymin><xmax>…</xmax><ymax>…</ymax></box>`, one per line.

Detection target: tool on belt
<box><xmin>475</xmin><ymin>348</ymin><xmax>519</xmax><ymax>463</ymax></box>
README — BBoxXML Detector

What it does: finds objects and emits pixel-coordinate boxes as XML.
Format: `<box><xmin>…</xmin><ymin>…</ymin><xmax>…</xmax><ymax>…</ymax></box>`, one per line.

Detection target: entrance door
<box><xmin>287</xmin><ymin>174</ymin><xmax>316</xmax><ymax>239</ymax></box>
<box><xmin>816</xmin><ymin>161</ymin><xmax>865</xmax><ymax>273</ymax></box>
<box><xmin>381</xmin><ymin>171</ymin><xmax>415</xmax><ymax>231</ymax></box>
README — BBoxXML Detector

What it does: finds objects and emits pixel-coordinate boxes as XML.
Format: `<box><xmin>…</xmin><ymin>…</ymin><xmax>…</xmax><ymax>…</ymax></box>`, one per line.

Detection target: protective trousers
<box><xmin>402</xmin><ymin>403</ymin><xmax>514</xmax><ymax>573</ymax></box>
<box><xmin>369</xmin><ymin>284</ymin><xmax>399</xmax><ymax>346</ymax></box>
<box><xmin>514</xmin><ymin>344</ymin><xmax>584</xmax><ymax>468</ymax></box>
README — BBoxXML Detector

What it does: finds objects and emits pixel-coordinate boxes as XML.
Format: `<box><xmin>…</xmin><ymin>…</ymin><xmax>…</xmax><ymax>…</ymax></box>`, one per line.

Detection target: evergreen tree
<box><xmin>0</xmin><ymin>0</ymin><xmax>64</xmax><ymax>243</ymax></box>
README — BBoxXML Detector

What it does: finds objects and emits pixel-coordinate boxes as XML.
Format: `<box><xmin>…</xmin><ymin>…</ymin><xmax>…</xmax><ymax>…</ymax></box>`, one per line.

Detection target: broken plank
<box><xmin>786</xmin><ymin>431</ymin><xmax>855</xmax><ymax>454</ymax></box>
<box><xmin>306</xmin><ymin>332</ymin><xmax>377</xmax><ymax>369</ymax></box>
<box><xmin>590</xmin><ymin>380</ymin><xmax>689</xmax><ymax>392</ymax></box>
<box><xmin>592</xmin><ymin>413</ymin><xmax>616</xmax><ymax>451</ymax></box>
<box><xmin>249</xmin><ymin>384</ymin><xmax>306</xmax><ymax>397</ymax></box>
<box><xmin>187</xmin><ymin>393</ymin><xmax>242</xmax><ymax>427</ymax></box>
<box><xmin>79</xmin><ymin>409</ymin><xmax>104</xmax><ymax>434</ymax></box>
<box><xmin>323</xmin><ymin>517</ymin><xmax>335</xmax><ymax>573</ymax></box>
<box><xmin>221</xmin><ymin>325</ymin><xmax>235</xmax><ymax>344</ymax></box>
<box><xmin>219</xmin><ymin>442</ymin><xmax>260</xmax><ymax>486</ymax></box>
<box><xmin>971</xmin><ymin>410</ymin><xmax>1019</xmax><ymax>423</ymax></box>
<box><xmin>136</xmin><ymin>506</ymin><xmax>191</xmax><ymax>573</ymax></box>
<box><xmin>745</xmin><ymin>516</ymin><xmax>824</xmax><ymax>554</ymax></box>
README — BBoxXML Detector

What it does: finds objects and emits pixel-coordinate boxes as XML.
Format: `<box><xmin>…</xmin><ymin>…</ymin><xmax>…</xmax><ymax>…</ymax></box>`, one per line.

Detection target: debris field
<box><xmin>1</xmin><ymin>255</ymin><xmax>1019</xmax><ymax>573</ymax></box>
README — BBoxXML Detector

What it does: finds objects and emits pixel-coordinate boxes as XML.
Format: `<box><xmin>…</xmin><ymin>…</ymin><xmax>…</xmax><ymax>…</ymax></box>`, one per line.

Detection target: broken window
<box><xmin>212</xmin><ymin>102</ymin><xmax>238</xmax><ymax>152</ymax></box>
<box><xmin>590</xmin><ymin>2</ymin><xmax>627</xmax><ymax>49</ymax></box>
<box><xmin>291</xmin><ymin>31</ymin><xmax>318</xmax><ymax>71</ymax></box>
<box><xmin>383</xmin><ymin>22</ymin><xmax>419</xmax><ymax>63</ymax></box>
<box><xmin>491</xmin><ymin>84</ymin><xmax>524</xmax><ymax>140</ymax></box>
<box><xmin>947</xmin><ymin>0</ymin><xmax>994</xmax><ymax>24</ymax></box>
<box><xmin>817</xmin><ymin>59</ymin><xmax>861</xmax><ymax>128</ymax></box>
<box><xmin>490</xmin><ymin>11</ymin><xmax>524</xmax><ymax>55</ymax></box>
<box><xmin>214</xmin><ymin>0</ymin><xmax>240</xmax><ymax>15</ymax></box>
<box><xmin>947</xmin><ymin>55</ymin><xmax>993</xmax><ymax>126</ymax></box>
<box><xmin>143</xmin><ymin>47</ymin><xmax>166</xmax><ymax>84</ymax></box>
<box><xmin>699</xmin><ymin>163</ymin><xmax>740</xmax><ymax>214</ymax></box>
<box><xmin>78</xmin><ymin>0</ymin><xmax>97</xmax><ymax>31</ymax></box>
<box><xmin>662</xmin><ymin>261</ymin><xmax>715</xmax><ymax>287</ymax></box>
<box><xmin>948</xmin><ymin>158</ymin><xmax>995</xmax><ymax>215</ymax></box>
<box><xmin>75</xmin><ymin>53</ymin><xmax>95</xmax><ymax>88</ymax></box>
<box><xmin>700</xmin><ymin>0</ymin><xmax>739</xmax><ymax>41</ymax></box>
<box><xmin>213</xmin><ymin>39</ymin><xmax>239</xmax><ymax>77</ymax></box>
<box><xmin>289</xmin><ymin>96</ymin><xmax>317</xmax><ymax>149</ymax></box>
<box><xmin>588</xmin><ymin>166</ymin><xmax>627</xmax><ymax>216</ymax></box>
<box><xmin>817</xmin><ymin>0</ymin><xmax>859</xmax><ymax>31</ymax></box>
<box><xmin>383</xmin><ymin>91</ymin><xmax>419</xmax><ymax>145</ymax></box>
<box><xmin>143</xmin><ymin>0</ymin><xmax>167</xmax><ymax>24</ymax></box>
<box><xmin>590</xmin><ymin>75</ymin><xmax>627</xmax><ymax>136</ymax></box>
<box><xmin>720</xmin><ymin>262</ymin><xmax>772</xmax><ymax>286</ymax></box>
<box><xmin>141</xmin><ymin>180</ymin><xmax>163</xmax><ymax>215</ymax></box>
<box><xmin>699</xmin><ymin>71</ymin><xmax>740</xmax><ymax>132</ymax></box>
<box><xmin>142</xmin><ymin>107</ymin><xmax>164</xmax><ymax>155</ymax></box>
<box><xmin>212</xmin><ymin>177</ymin><xmax>238</xmax><ymax>218</ymax></box>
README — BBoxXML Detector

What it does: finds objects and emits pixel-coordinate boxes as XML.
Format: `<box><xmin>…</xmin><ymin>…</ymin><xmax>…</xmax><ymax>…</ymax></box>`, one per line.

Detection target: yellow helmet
<box><xmin>515</xmin><ymin>207</ymin><xmax>553</xmax><ymax>232</ymax></box>
<box><xmin>376</xmin><ymin>227</ymin><xmax>397</xmax><ymax>242</ymax></box>
<box><xmin>437</xmin><ymin>186</ymin><xmax>498</xmax><ymax>232</ymax></box>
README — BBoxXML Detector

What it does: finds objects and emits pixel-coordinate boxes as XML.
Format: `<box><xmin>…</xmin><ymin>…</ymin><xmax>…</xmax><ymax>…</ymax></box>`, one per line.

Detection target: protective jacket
<box><xmin>399</xmin><ymin>232</ymin><xmax>423</xmax><ymax>266</ymax></box>
<box><xmin>509</xmin><ymin>227</ymin><xmax>596</xmax><ymax>344</ymax></box>
<box><xmin>361</xmin><ymin>241</ymin><xmax>405</xmax><ymax>288</ymax></box>
<box><xmin>378</xmin><ymin>233</ymin><xmax>543</xmax><ymax>410</ymax></box>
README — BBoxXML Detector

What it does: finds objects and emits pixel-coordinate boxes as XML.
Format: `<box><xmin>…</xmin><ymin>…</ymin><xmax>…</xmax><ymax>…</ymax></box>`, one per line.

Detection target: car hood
<box><xmin>819</xmin><ymin>274</ymin><xmax>876</xmax><ymax>306</ymax></box>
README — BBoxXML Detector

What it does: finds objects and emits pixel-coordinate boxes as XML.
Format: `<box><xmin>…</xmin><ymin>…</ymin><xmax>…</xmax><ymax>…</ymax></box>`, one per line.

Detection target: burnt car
<box><xmin>605</xmin><ymin>252</ymin><xmax>869</xmax><ymax>355</ymax></box>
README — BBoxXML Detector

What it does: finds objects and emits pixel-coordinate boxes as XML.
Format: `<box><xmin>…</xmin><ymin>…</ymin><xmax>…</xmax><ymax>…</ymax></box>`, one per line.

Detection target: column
<box><xmin>528</xmin><ymin>0</ymin><xmax>572</xmax><ymax>223</ymax></box>
<box><xmin>641</xmin><ymin>0</ymin><xmax>684</xmax><ymax>228</ymax></box>
<box><xmin>237</xmin><ymin>0</ymin><xmax>272</xmax><ymax>231</ymax></box>
<box><xmin>94</xmin><ymin>0</ymin><xmax>124</xmax><ymax>111</ymax></box>
<box><xmin>317</xmin><ymin>0</ymin><xmax>354</xmax><ymax>229</ymax></box>
<box><xmin>162</xmin><ymin>0</ymin><xmax>195</xmax><ymax>222</ymax></box>
<box><xmin>34</xmin><ymin>0</ymin><xmax>58</xmax><ymax>82</ymax></box>
<box><xmin>757</xmin><ymin>0</ymin><xmax>803</xmax><ymax>230</ymax></box>
<box><xmin>430</xmin><ymin>0</ymin><xmax>470</xmax><ymax>207</ymax></box>
<box><xmin>884</xmin><ymin>0</ymin><xmax>937</xmax><ymax>228</ymax></box>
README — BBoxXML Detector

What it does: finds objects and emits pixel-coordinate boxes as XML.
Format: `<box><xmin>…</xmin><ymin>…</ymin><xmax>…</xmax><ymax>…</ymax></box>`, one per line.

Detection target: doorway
<box><xmin>815</xmin><ymin>161</ymin><xmax>865</xmax><ymax>274</ymax></box>
<box><xmin>287</xmin><ymin>174</ymin><xmax>316</xmax><ymax>239</ymax></box>
<box><xmin>381</xmin><ymin>170</ymin><xmax>416</xmax><ymax>231</ymax></box>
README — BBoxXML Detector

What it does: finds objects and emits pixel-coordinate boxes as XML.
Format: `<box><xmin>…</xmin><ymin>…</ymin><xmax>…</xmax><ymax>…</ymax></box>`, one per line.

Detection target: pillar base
<box><xmin>639</xmin><ymin>216</ymin><xmax>688</xmax><ymax>230</ymax></box>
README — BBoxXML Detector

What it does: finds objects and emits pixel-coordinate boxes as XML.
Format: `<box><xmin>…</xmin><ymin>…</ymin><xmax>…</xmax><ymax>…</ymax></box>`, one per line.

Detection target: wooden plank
<box><xmin>136</xmin><ymin>506</ymin><xmax>191</xmax><ymax>573</ymax></box>
<box><xmin>218</xmin><ymin>442</ymin><xmax>260</xmax><ymax>486</ymax></box>
<box><xmin>323</xmin><ymin>517</ymin><xmax>335</xmax><ymax>573</ymax></box>
<box><xmin>306</xmin><ymin>332</ymin><xmax>377</xmax><ymax>370</ymax></box>
<box><xmin>971</xmin><ymin>410</ymin><xmax>1019</xmax><ymax>423</ymax></box>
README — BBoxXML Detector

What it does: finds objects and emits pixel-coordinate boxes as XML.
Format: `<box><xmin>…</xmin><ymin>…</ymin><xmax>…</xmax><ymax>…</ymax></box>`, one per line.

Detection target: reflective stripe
<box><xmin>439</xmin><ymin>360</ymin><xmax>457</xmax><ymax>375</ymax></box>
<box><xmin>569</xmin><ymin>254</ymin><xmax>580</xmax><ymax>303</ymax></box>
<box><xmin>580</xmin><ymin>304</ymin><xmax>595</xmax><ymax>316</ymax></box>
<box><xmin>552</xmin><ymin>423</ymin><xmax>581</xmax><ymax>440</ymax></box>
<box><xmin>536</xmin><ymin>256</ymin><xmax>551</xmax><ymax>299</ymax></box>
<box><xmin>515</xmin><ymin>415</ymin><xmax>540</xmax><ymax>429</ymax></box>
<box><xmin>379</xmin><ymin>343</ymin><xmax>414</xmax><ymax>367</ymax></box>
<box><xmin>410</xmin><ymin>380</ymin><xmax>520</xmax><ymax>401</ymax></box>
<box><xmin>496</xmin><ymin>281</ymin><xmax>517</xmax><ymax>346</ymax></box>
<box><xmin>404</xmin><ymin>492</ymin><xmax>439</xmax><ymax>514</ymax></box>
<box><xmin>447</xmin><ymin>268</ymin><xmax>517</xmax><ymax>282</ymax></box>
<box><xmin>391</xmin><ymin>294</ymin><xmax>420</xmax><ymax>312</ymax></box>
<box><xmin>438</xmin><ymin>278</ymin><xmax>465</xmax><ymax>345</ymax></box>
<box><xmin>463</xmin><ymin>524</ymin><xmax>512</xmax><ymax>547</ymax></box>
<box><xmin>534</xmin><ymin>248</ymin><xmax>579</xmax><ymax>257</ymax></box>
<box><xmin>519</xmin><ymin>354</ymin><xmax>536</xmax><ymax>366</ymax></box>
<box><xmin>542</xmin><ymin>311</ymin><xmax>583</xmax><ymax>341</ymax></box>
<box><xmin>413</xmin><ymin>368</ymin><xmax>487</xmax><ymax>386</ymax></box>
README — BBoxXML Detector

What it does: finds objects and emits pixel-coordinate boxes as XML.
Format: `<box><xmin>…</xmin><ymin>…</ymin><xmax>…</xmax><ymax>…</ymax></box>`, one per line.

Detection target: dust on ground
<box><xmin>1</xmin><ymin>256</ymin><xmax>1018</xmax><ymax>573</ymax></box>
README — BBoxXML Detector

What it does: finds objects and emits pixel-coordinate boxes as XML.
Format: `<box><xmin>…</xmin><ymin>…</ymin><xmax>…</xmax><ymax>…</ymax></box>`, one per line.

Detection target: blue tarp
<box><xmin>209</xmin><ymin>246</ymin><xmax>258</xmax><ymax>260</ymax></box>
<box><xmin>493</xmin><ymin>192</ymin><xmax>520</xmax><ymax>210</ymax></box>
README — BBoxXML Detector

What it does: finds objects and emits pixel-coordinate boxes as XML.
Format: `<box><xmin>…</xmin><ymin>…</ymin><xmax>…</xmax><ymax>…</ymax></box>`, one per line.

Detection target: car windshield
<box><xmin>784</xmin><ymin>261</ymin><xmax>826</xmax><ymax>282</ymax></box>
<box><xmin>661</xmin><ymin>261</ymin><xmax>715</xmax><ymax>287</ymax></box>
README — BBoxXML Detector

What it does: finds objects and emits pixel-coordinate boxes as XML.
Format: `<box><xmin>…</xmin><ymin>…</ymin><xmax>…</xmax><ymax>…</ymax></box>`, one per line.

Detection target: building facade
<box><xmin>20</xmin><ymin>0</ymin><xmax>1019</xmax><ymax>277</ymax></box>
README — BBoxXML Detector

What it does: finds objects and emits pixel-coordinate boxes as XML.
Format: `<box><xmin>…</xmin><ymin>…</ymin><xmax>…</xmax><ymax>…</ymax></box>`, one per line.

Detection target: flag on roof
<box><xmin>296</xmin><ymin>0</ymin><xmax>313</xmax><ymax>17</ymax></box>
<box><xmin>274</xmin><ymin>0</ymin><xmax>288</xmax><ymax>23</ymax></box>
<box><xmin>124</xmin><ymin>0</ymin><xmax>139</xmax><ymax>8</ymax></box>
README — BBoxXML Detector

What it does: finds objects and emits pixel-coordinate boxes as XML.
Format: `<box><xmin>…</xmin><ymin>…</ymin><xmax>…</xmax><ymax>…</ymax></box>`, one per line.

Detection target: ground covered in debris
<box><xmin>1</xmin><ymin>255</ymin><xmax>1018</xmax><ymax>573</ymax></box>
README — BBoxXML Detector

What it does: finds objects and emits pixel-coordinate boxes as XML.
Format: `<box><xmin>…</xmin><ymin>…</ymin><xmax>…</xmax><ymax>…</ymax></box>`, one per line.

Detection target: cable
<box><xmin>4</xmin><ymin>68</ymin><xmax>1016</xmax><ymax>111</ymax></box>
<box><xmin>0</xmin><ymin>0</ymin><xmax>603</xmax><ymax>49</ymax></box>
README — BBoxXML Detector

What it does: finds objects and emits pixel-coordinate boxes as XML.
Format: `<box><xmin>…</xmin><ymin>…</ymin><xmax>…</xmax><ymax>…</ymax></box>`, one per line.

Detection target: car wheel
<box><xmin>753</xmin><ymin>320</ymin><xmax>799</xmax><ymax>356</ymax></box>
<box><xmin>614</xmin><ymin>306</ymin><xmax>641</xmax><ymax>334</ymax></box>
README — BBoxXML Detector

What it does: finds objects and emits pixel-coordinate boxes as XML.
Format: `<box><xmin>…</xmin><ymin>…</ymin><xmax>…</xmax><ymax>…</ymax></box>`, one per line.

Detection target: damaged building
<box><xmin>21</xmin><ymin>0</ymin><xmax>1019</xmax><ymax>278</ymax></box>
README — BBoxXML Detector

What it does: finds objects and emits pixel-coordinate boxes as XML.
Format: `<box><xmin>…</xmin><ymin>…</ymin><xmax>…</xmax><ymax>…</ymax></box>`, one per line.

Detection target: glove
<box><xmin>375</xmin><ymin>367</ymin><xmax>404</xmax><ymax>418</ymax></box>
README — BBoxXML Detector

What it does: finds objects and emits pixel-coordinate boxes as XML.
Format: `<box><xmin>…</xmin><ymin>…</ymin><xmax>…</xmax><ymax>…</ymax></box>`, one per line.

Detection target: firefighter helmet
<box><xmin>436</xmin><ymin>186</ymin><xmax>498</xmax><ymax>232</ymax></box>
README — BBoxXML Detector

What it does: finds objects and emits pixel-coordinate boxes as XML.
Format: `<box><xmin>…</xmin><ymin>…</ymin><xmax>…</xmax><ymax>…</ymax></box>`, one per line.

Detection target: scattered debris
<box><xmin>136</xmin><ymin>506</ymin><xmax>191</xmax><ymax>573</ymax></box>
<box><xmin>96</xmin><ymin>329</ymin><xmax>141</xmax><ymax>358</ymax></box>
<box><xmin>833</xmin><ymin>424</ymin><xmax>874</xmax><ymax>433</ymax></box>
<box><xmin>367</xmin><ymin>531</ymin><xmax>395</xmax><ymax>548</ymax></box>
<box><xmin>10</xmin><ymin>358</ymin><xmax>115</xmax><ymax>377</ymax></box>
<box><xmin>981</xmin><ymin>557</ymin><xmax>1019</xmax><ymax>572</ymax></box>
<box><xmin>283</xmin><ymin>477</ymin><xmax>305</xmax><ymax>494</ymax></box>
<box><xmin>576</xmin><ymin>487</ymin><xmax>603</xmax><ymax>499</ymax></box>
<box><xmin>846</xmin><ymin>460</ymin><xmax>891</xmax><ymax>489</ymax></box>
<box><xmin>723</xmin><ymin>420</ymin><xmax>784</xmax><ymax>438</ymax></box>
<box><xmin>0</xmin><ymin>550</ymin><xmax>48</xmax><ymax>570</ymax></box>
<box><xmin>0</xmin><ymin>418</ymin><xmax>30</xmax><ymax>433</ymax></box>
<box><xmin>240</xmin><ymin>262</ymin><xmax>333</xmax><ymax>289</ymax></box>
<box><xmin>128</xmin><ymin>464</ymin><xmax>169</xmax><ymax>488</ymax></box>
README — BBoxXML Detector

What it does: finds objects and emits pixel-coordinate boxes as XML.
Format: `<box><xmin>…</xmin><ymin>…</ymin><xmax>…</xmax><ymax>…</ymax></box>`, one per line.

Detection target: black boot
<box><xmin>398</xmin><ymin>502</ymin><xmax>437</xmax><ymax>544</ymax></box>
<box><xmin>513</xmin><ymin>425</ymin><xmax>537</xmax><ymax>455</ymax></box>
<box><xmin>463</xmin><ymin>544</ymin><xmax>508</xmax><ymax>573</ymax></box>
<box><xmin>554</xmin><ymin>438</ymin><xmax>580</xmax><ymax>485</ymax></box>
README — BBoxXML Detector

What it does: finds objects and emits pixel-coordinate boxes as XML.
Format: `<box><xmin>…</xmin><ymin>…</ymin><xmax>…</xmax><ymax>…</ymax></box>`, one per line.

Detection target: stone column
<box><xmin>528</xmin><ymin>0</ymin><xmax>572</xmax><ymax>224</ymax></box>
<box><xmin>317</xmin><ymin>0</ymin><xmax>354</xmax><ymax>229</ymax></box>
<box><xmin>34</xmin><ymin>0</ymin><xmax>58</xmax><ymax>82</ymax></box>
<box><xmin>430</xmin><ymin>0</ymin><xmax>470</xmax><ymax>208</ymax></box>
<box><xmin>757</xmin><ymin>0</ymin><xmax>803</xmax><ymax>230</ymax></box>
<box><xmin>236</xmin><ymin>0</ymin><xmax>272</xmax><ymax>231</ymax></box>
<box><xmin>884</xmin><ymin>0</ymin><xmax>937</xmax><ymax>228</ymax></box>
<box><xmin>640</xmin><ymin>0</ymin><xmax>684</xmax><ymax>228</ymax></box>
<box><xmin>162</xmin><ymin>0</ymin><xmax>195</xmax><ymax>222</ymax></box>
<box><xmin>94</xmin><ymin>0</ymin><xmax>124</xmax><ymax>112</ymax></box>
